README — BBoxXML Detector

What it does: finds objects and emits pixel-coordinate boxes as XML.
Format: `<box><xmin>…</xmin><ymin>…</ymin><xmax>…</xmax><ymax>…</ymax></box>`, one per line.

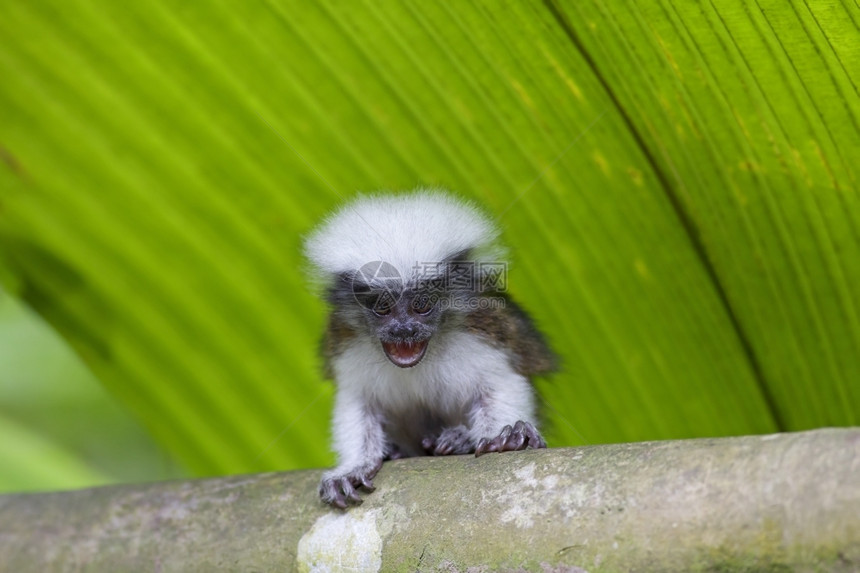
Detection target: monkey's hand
<box><xmin>421</xmin><ymin>425</ymin><xmax>473</xmax><ymax>456</ymax></box>
<box><xmin>319</xmin><ymin>459</ymin><xmax>383</xmax><ymax>509</ymax></box>
<box><xmin>474</xmin><ymin>420</ymin><xmax>546</xmax><ymax>457</ymax></box>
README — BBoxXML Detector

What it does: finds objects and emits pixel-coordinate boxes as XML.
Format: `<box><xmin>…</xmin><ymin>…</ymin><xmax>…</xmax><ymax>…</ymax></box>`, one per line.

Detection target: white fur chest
<box><xmin>330</xmin><ymin>327</ymin><xmax>536</xmax><ymax>456</ymax></box>
<box><xmin>333</xmin><ymin>331</ymin><xmax>513</xmax><ymax>417</ymax></box>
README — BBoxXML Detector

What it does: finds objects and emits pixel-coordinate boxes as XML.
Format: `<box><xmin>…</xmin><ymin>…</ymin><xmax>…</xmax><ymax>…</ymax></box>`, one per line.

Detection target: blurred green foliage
<box><xmin>0</xmin><ymin>292</ymin><xmax>183</xmax><ymax>491</ymax></box>
<box><xmin>0</xmin><ymin>1</ymin><xmax>857</xmax><ymax>493</ymax></box>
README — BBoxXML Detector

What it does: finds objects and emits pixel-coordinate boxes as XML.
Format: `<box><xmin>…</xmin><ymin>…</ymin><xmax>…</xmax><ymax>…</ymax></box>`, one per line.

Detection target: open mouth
<box><xmin>381</xmin><ymin>339</ymin><xmax>429</xmax><ymax>368</ymax></box>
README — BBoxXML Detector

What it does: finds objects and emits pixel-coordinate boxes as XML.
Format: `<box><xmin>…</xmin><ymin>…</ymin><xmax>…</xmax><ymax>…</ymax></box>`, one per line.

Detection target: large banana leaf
<box><xmin>0</xmin><ymin>414</ymin><xmax>109</xmax><ymax>492</ymax></box>
<box><xmin>0</xmin><ymin>1</ymin><xmax>857</xmax><ymax>483</ymax></box>
<box><xmin>0</xmin><ymin>293</ymin><xmax>182</xmax><ymax>491</ymax></box>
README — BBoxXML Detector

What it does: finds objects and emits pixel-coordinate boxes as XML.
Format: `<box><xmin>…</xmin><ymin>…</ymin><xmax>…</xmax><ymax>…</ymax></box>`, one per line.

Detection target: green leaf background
<box><xmin>1</xmin><ymin>1</ymin><xmax>857</xmax><ymax>491</ymax></box>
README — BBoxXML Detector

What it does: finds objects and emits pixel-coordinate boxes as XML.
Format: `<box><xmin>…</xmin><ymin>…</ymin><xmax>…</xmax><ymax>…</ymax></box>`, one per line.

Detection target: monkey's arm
<box><xmin>319</xmin><ymin>388</ymin><xmax>386</xmax><ymax>508</ymax></box>
<box><xmin>468</xmin><ymin>369</ymin><xmax>546</xmax><ymax>456</ymax></box>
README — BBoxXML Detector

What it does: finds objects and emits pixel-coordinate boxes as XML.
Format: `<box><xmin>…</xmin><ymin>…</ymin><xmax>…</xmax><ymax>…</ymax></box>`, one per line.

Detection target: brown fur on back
<box><xmin>464</xmin><ymin>295</ymin><xmax>557</xmax><ymax>377</ymax></box>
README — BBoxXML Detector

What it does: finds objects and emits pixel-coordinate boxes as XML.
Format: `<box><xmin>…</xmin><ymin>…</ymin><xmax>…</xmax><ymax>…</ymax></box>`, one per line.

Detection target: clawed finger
<box><xmin>358</xmin><ymin>475</ymin><xmax>375</xmax><ymax>492</ymax></box>
<box><xmin>474</xmin><ymin>437</ymin><xmax>495</xmax><ymax>457</ymax></box>
<box><xmin>474</xmin><ymin>420</ymin><xmax>546</xmax><ymax>457</ymax></box>
<box><xmin>434</xmin><ymin>442</ymin><xmax>452</xmax><ymax>455</ymax></box>
<box><xmin>504</xmin><ymin>428</ymin><xmax>526</xmax><ymax>450</ymax></box>
<box><xmin>524</xmin><ymin>422</ymin><xmax>547</xmax><ymax>449</ymax></box>
<box><xmin>321</xmin><ymin>475</ymin><xmax>372</xmax><ymax>509</ymax></box>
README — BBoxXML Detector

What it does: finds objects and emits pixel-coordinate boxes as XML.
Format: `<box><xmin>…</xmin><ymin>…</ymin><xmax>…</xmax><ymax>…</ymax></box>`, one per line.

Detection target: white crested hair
<box><xmin>304</xmin><ymin>188</ymin><xmax>505</xmax><ymax>282</ymax></box>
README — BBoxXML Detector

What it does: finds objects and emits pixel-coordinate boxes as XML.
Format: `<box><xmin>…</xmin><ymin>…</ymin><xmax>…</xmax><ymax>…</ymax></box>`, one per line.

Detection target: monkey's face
<box><xmin>361</xmin><ymin>286</ymin><xmax>443</xmax><ymax>368</ymax></box>
<box><xmin>328</xmin><ymin>267</ymin><xmax>462</xmax><ymax>369</ymax></box>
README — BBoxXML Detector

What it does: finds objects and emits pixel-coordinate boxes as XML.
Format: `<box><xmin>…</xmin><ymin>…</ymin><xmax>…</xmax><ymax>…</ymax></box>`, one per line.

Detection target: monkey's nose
<box><xmin>389</xmin><ymin>325</ymin><xmax>419</xmax><ymax>340</ymax></box>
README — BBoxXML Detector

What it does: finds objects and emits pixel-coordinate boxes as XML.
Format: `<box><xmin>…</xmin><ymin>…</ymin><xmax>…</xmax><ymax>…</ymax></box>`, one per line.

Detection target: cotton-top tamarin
<box><xmin>304</xmin><ymin>189</ymin><xmax>556</xmax><ymax>508</ymax></box>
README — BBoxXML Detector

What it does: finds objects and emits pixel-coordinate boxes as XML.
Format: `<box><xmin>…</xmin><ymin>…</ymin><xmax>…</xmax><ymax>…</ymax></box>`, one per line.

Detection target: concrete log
<box><xmin>0</xmin><ymin>429</ymin><xmax>857</xmax><ymax>572</ymax></box>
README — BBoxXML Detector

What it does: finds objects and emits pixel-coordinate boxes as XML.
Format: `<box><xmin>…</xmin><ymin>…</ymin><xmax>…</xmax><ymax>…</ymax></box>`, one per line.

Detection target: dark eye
<box><xmin>372</xmin><ymin>293</ymin><xmax>395</xmax><ymax>316</ymax></box>
<box><xmin>411</xmin><ymin>294</ymin><xmax>434</xmax><ymax>315</ymax></box>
